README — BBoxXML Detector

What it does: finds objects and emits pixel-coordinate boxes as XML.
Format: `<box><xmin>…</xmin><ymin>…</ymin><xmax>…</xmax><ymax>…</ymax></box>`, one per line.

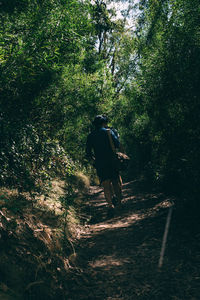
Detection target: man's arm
<box><xmin>110</xmin><ymin>129</ymin><xmax>120</xmax><ymax>149</ymax></box>
<box><xmin>110</xmin><ymin>128</ymin><xmax>125</xmax><ymax>152</ymax></box>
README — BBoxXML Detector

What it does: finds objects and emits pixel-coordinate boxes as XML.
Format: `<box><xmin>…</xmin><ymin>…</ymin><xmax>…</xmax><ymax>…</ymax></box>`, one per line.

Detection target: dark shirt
<box><xmin>86</xmin><ymin>127</ymin><xmax>120</xmax><ymax>163</ymax></box>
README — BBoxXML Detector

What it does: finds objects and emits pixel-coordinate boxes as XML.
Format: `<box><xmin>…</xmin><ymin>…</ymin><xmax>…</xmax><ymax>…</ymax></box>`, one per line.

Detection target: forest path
<box><xmin>66</xmin><ymin>180</ymin><xmax>183</xmax><ymax>300</ymax></box>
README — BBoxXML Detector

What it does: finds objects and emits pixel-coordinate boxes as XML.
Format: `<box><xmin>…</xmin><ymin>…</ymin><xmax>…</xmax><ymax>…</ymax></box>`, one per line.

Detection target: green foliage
<box><xmin>122</xmin><ymin>0</ymin><xmax>200</xmax><ymax>206</ymax></box>
<box><xmin>1</xmin><ymin>0</ymin><xmax>200</xmax><ymax>211</ymax></box>
<box><xmin>0</xmin><ymin>0</ymin><xmax>95</xmax><ymax>191</ymax></box>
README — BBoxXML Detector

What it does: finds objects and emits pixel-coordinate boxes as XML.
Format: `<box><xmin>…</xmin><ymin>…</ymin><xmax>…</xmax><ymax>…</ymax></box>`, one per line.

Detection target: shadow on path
<box><xmin>65</xmin><ymin>181</ymin><xmax>199</xmax><ymax>300</ymax></box>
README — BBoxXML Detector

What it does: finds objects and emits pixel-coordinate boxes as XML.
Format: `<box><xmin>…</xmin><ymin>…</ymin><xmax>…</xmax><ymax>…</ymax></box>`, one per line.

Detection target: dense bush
<box><xmin>118</xmin><ymin>0</ymin><xmax>200</xmax><ymax>209</ymax></box>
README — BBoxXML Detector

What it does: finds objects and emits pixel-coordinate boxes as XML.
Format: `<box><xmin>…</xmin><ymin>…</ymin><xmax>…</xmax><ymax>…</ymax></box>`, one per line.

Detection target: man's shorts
<box><xmin>95</xmin><ymin>160</ymin><xmax>119</xmax><ymax>184</ymax></box>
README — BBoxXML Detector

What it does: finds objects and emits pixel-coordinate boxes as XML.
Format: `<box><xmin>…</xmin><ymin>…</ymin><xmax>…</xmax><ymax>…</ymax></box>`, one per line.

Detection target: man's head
<box><xmin>92</xmin><ymin>115</ymin><xmax>107</xmax><ymax>128</ymax></box>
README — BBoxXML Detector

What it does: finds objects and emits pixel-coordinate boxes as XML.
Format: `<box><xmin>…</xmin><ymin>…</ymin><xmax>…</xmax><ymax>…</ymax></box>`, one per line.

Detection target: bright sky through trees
<box><xmin>107</xmin><ymin>0</ymin><xmax>140</xmax><ymax>29</ymax></box>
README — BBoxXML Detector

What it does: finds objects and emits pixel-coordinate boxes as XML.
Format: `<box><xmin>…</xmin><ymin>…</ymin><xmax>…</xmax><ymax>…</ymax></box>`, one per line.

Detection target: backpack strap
<box><xmin>107</xmin><ymin>129</ymin><xmax>116</xmax><ymax>153</ymax></box>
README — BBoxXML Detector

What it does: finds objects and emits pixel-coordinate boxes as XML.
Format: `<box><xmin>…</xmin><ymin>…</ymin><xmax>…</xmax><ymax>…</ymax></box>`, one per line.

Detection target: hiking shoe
<box><xmin>112</xmin><ymin>196</ymin><xmax>122</xmax><ymax>207</ymax></box>
<box><xmin>107</xmin><ymin>207</ymin><xmax>115</xmax><ymax>218</ymax></box>
<box><xmin>116</xmin><ymin>200</ymin><xmax>122</xmax><ymax>208</ymax></box>
<box><xmin>112</xmin><ymin>196</ymin><xmax>117</xmax><ymax>207</ymax></box>
<box><xmin>112</xmin><ymin>196</ymin><xmax>122</xmax><ymax>208</ymax></box>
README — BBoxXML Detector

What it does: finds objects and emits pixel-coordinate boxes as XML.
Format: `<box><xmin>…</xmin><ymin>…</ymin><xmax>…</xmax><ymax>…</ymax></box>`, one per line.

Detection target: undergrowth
<box><xmin>0</xmin><ymin>170</ymin><xmax>90</xmax><ymax>300</ymax></box>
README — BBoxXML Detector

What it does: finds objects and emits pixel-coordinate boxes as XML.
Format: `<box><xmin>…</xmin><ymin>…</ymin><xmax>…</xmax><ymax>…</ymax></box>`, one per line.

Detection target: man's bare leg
<box><xmin>102</xmin><ymin>180</ymin><xmax>114</xmax><ymax>208</ymax></box>
<box><xmin>112</xmin><ymin>178</ymin><xmax>123</xmax><ymax>204</ymax></box>
<box><xmin>118</xmin><ymin>175</ymin><xmax>123</xmax><ymax>190</ymax></box>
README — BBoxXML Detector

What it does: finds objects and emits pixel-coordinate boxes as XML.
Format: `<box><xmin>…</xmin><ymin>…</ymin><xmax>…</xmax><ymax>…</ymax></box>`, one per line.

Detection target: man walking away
<box><xmin>86</xmin><ymin>115</ymin><xmax>122</xmax><ymax>217</ymax></box>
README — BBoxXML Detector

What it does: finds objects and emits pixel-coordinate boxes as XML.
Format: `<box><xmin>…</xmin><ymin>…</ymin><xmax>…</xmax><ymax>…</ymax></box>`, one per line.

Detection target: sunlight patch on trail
<box><xmin>91</xmin><ymin>212</ymin><xmax>146</xmax><ymax>233</ymax></box>
<box><xmin>90</xmin><ymin>255</ymin><xmax>125</xmax><ymax>268</ymax></box>
<box><xmin>89</xmin><ymin>255</ymin><xmax>130</xmax><ymax>269</ymax></box>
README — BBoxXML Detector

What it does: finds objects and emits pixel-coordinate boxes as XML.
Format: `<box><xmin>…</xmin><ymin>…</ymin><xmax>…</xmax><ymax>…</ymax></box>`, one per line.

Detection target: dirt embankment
<box><xmin>0</xmin><ymin>180</ymin><xmax>86</xmax><ymax>300</ymax></box>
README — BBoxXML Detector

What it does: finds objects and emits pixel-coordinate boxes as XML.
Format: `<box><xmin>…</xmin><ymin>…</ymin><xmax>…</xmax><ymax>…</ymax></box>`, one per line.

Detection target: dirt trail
<box><xmin>1</xmin><ymin>181</ymin><xmax>198</xmax><ymax>299</ymax></box>
<box><xmin>65</xmin><ymin>180</ymin><xmax>198</xmax><ymax>300</ymax></box>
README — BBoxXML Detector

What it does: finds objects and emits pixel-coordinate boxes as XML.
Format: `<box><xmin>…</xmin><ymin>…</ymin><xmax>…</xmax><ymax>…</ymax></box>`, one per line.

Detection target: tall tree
<box><xmin>122</xmin><ymin>0</ymin><xmax>200</xmax><ymax>206</ymax></box>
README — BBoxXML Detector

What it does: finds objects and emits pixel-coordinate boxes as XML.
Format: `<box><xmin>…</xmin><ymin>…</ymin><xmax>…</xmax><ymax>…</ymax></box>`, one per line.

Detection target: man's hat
<box><xmin>92</xmin><ymin>115</ymin><xmax>107</xmax><ymax>127</ymax></box>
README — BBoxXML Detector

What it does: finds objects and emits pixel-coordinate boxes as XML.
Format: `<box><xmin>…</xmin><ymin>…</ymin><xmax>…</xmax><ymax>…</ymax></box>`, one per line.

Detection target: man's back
<box><xmin>86</xmin><ymin>127</ymin><xmax>119</xmax><ymax>162</ymax></box>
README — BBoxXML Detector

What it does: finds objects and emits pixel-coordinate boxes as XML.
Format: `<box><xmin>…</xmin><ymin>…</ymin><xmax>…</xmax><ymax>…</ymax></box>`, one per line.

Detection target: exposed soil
<box><xmin>66</xmin><ymin>180</ymin><xmax>200</xmax><ymax>300</ymax></box>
